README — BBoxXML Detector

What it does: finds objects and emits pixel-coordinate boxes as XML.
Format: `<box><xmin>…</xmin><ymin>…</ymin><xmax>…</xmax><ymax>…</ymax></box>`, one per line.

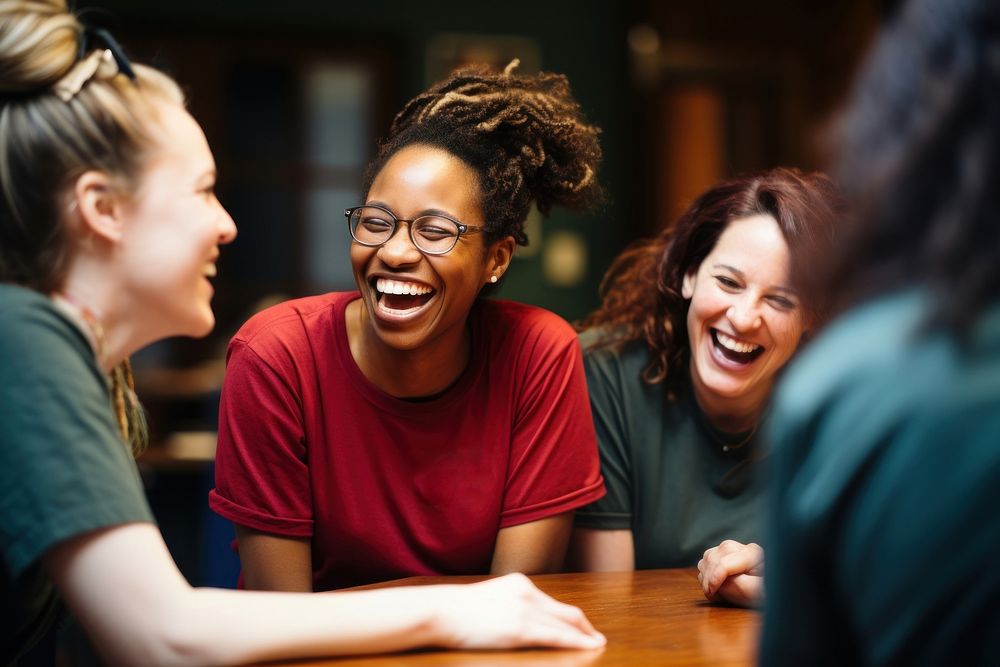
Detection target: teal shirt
<box><xmin>574</xmin><ymin>331</ymin><xmax>765</xmax><ymax>568</ymax></box>
<box><xmin>0</xmin><ymin>285</ymin><xmax>153</xmax><ymax>664</ymax></box>
<box><xmin>762</xmin><ymin>291</ymin><xmax>1000</xmax><ymax>665</ymax></box>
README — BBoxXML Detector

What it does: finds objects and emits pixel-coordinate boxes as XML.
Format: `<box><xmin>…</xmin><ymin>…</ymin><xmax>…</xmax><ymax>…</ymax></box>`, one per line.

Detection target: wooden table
<box><xmin>268</xmin><ymin>569</ymin><xmax>759</xmax><ymax>666</ymax></box>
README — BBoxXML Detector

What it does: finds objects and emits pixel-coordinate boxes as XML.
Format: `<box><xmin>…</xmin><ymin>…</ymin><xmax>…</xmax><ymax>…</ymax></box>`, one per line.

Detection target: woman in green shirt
<box><xmin>570</xmin><ymin>168</ymin><xmax>837</xmax><ymax>607</ymax></box>
<box><xmin>0</xmin><ymin>2</ymin><xmax>603</xmax><ymax>664</ymax></box>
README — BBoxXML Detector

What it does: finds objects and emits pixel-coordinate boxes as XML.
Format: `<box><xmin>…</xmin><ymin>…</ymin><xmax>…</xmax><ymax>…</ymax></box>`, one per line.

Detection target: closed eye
<box><xmin>767</xmin><ymin>295</ymin><xmax>797</xmax><ymax>310</ymax></box>
<box><xmin>361</xmin><ymin>218</ymin><xmax>393</xmax><ymax>232</ymax></box>
<box><xmin>714</xmin><ymin>275</ymin><xmax>741</xmax><ymax>290</ymax></box>
<box><xmin>417</xmin><ymin>226</ymin><xmax>453</xmax><ymax>239</ymax></box>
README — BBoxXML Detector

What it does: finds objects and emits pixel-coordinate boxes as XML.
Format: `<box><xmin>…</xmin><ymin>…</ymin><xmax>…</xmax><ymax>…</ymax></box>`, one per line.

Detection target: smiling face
<box><xmin>352</xmin><ymin>144</ymin><xmax>508</xmax><ymax>354</ymax></box>
<box><xmin>682</xmin><ymin>213</ymin><xmax>805</xmax><ymax>423</ymax></box>
<box><xmin>117</xmin><ymin>102</ymin><xmax>237</xmax><ymax>339</ymax></box>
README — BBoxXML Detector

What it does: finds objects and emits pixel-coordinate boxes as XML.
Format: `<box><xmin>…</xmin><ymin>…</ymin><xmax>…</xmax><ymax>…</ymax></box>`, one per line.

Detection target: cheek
<box><xmin>431</xmin><ymin>249</ymin><xmax>488</xmax><ymax>294</ymax></box>
<box><xmin>350</xmin><ymin>245</ymin><xmax>371</xmax><ymax>275</ymax></box>
<box><xmin>687</xmin><ymin>286</ymin><xmax>726</xmax><ymax>326</ymax></box>
<box><xmin>768</xmin><ymin>314</ymin><xmax>805</xmax><ymax>359</ymax></box>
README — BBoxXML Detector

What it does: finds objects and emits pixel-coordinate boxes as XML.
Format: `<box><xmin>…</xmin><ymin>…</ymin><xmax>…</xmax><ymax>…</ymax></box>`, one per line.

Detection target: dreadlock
<box><xmin>363</xmin><ymin>59</ymin><xmax>603</xmax><ymax>246</ymax></box>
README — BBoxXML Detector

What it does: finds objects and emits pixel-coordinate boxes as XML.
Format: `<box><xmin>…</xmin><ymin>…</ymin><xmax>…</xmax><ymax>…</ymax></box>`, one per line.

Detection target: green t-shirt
<box><xmin>0</xmin><ymin>285</ymin><xmax>153</xmax><ymax>665</ymax></box>
<box><xmin>574</xmin><ymin>331</ymin><xmax>765</xmax><ymax>567</ymax></box>
<box><xmin>761</xmin><ymin>291</ymin><xmax>1000</xmax><ymax>665</ymax></box>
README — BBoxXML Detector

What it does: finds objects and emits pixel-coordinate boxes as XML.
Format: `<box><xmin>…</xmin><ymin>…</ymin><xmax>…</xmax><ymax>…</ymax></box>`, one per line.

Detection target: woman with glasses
<box><xmin>210</xmin><ymin>62</ymin><xmax>607</xmax><ymax>592</ymax></box>
<box><xmin>569</xmin><ymin>168</ymin><xmax>838</xmax><ymax>608</ymax></box>
<box><xmin>0</xmin><ymin>3</ymin><xmax>606</xmax><ymax>662</ymax></box>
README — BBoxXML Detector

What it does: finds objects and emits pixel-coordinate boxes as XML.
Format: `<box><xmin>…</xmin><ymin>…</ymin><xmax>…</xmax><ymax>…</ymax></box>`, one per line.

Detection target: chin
<box><xmin>177</xmin><ymin>308</ymin><xmax>216</xmax><ymax>339</ymax></box>
<box><xmin>697</xmin><ymin>369</ymin><xmax>755</xmax><ymax>400</ymax></box>
<box><xmin>370</xmin><ymin>325</ymin><xmax>428</xmax><ymax>352</ymax></box>
<box><xmin>192</xmin><ymin>314</ymin><xmax>216</xmax><ymax>338</ymax></box>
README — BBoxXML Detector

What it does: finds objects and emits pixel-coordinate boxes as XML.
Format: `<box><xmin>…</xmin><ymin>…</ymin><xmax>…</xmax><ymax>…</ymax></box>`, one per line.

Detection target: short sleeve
<box><xmin>210</xmin><ymin>337</ymin><xmax>313</xmax><ymax>537</ymax></box>
<box><xmin>573</xmin><ymin>344</ymin><xmax>634</xmax><ymax>530</ymax></box>
<box><xmin>499</xmin><ymin>317</ymin><xmax>605</xmax><ymax>527</ymax></box>
<box><xmin>0</xmin><ymin>302</ymin><xmax>152</xmax><ymax>579</ymax></box>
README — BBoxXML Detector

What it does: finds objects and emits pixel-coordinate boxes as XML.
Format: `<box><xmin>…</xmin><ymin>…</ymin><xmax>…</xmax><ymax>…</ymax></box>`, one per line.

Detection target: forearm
<box><xmin>159</xmin><ymin>585</ymin><xmax>447</xmax><ymax>665</ymax></box>
<box><xmin>567</xmin><ymin>528</ymin><xmax>635</xmax><ymax>572</ymax></box>
<box><xmin>50</xmin><ymin>524</ymin><xmax>604</xmax><ymax>665</ymax></box>
<box><xmin>50</xmin><ymin>524</ymin><xmax>443</xmax><ymax>666</ymax></box>
<box><xmin>234</xmin><ymin>525</ymin><xmax>312</xmax><ymax>591</ymax></box>
<box><xmin>490</xmin><ymin>512</ymin><xmax>573</xmax><ymax>574</ymax></box>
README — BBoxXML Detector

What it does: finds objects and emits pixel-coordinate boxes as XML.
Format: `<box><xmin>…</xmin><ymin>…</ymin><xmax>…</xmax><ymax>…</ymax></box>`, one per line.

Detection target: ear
<box><xmin>72</xmin><ymin>171</ymin><xmax>126</xmax><ymax>244</ymax></box>
<box><xmin>483</xmin><ymin>236</ymin><xmax>516</xmax><ymax>284</ymax></box>
<box><xmin>681</xmin><ymin>269</ymin><xmax>696</xmax><ymax>299</ymax></box>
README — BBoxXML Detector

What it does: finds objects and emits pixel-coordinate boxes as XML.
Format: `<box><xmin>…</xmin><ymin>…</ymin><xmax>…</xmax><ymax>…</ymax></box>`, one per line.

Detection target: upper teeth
<box><xmin>716</xmin><ymin>331</ymin><xmax>761</xmax><ymax>354</ymax></box>
<box><xmin>376</xmin><ymin>278</ymin><xmax>433</xmax><ymax>296</ymax></box>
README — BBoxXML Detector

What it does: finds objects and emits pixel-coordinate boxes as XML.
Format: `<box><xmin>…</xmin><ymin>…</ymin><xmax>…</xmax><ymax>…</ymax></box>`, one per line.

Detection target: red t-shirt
<box><xmin>209</xmin><ymin>292</ymin><xmax>605</xmax><ymax>590</ymax></box>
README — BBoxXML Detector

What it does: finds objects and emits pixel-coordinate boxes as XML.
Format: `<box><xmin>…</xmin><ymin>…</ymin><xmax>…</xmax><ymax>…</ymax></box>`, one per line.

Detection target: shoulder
<box><xmin>0</xmin><ymin>288</ymin><xmax>121</xmax><ymax>457</ymax></box>
<box><xmin>476</xmin><ymin>299</ymin><xmax>578</xmax><ymax>352</ymax></box>
<box><xmin>0</xmin><ymin>283</ymin><xmax>72</xmax><ymax>334</ymax></box>
<box><xmin>771</xmin><ymin>290</ymin><xmax>1000</xmax><ymax>492</ymax></box>
<box><xmin>775</xmin><ymin>291</ymin><xmax>932</xmax><ymax>430</ymax></box>
<box><xmin>232</xmin><ymin>292</ymin><xmax>353</xmax><ymax>352</ymax></box>
<box><xmin>0</xmin><ymin>285</ymin><xmax>93</xmax><ymax>375</ymax></box>
<box><xmin>579</xmin><ymin>329</ymin><xmax>650</xmax><ymax>383</ymax></box>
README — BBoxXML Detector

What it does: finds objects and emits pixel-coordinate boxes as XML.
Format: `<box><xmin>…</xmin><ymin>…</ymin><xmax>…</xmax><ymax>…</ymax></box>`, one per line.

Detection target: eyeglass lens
<box><xmin>349</xmin><ymin>207</ymin><xmax>460</xmax><ymax>254</ymax></box>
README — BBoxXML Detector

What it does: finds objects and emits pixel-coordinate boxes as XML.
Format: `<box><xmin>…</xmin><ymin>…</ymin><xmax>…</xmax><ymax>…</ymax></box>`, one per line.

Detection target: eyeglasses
<box><xmin>345</xmin><ymin>205</ymin><xmax>485</xmax><ymax>255</ymax></box>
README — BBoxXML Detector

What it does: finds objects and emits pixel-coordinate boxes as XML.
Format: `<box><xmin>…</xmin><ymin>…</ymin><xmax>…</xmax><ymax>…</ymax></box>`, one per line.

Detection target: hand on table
<box><xmin>431</xmin><ymin>572</ymin><xmax>607</xmax><ymax>650</ymax></box>
<box><xmin>697</xmin><ymin>540</ymin><xmax>764</xmax><ymax>608</ymax></box>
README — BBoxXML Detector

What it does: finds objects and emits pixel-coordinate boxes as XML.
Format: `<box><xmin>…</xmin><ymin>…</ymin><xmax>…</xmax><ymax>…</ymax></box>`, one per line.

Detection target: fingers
<box><xmin>521</xmin><ymin>600</ymin><xmax>607</xmax><ymax>649</ymax></box>
<box><xmin>533</xmin><ymin>590</ymin><xmax>603</xmax><ymax>638</ymax></box>
<box><xmin>715</xmin><ymin>573</ymin><xmax>765</xmax><ymax>608</ymax></box>
<box><xmin>462</xmin><ymin>574</ymin><xmax>606</xmax><ymax>649</ymax></box>
<box><xmin>521</xmin><ymin>622</ymin><xmax>607</xmax><ymax>650</ymax></box>
<box><xmin>697</xmin><ymin>541</ymin><xmax>764</xmax><ymax>598</ymax></box>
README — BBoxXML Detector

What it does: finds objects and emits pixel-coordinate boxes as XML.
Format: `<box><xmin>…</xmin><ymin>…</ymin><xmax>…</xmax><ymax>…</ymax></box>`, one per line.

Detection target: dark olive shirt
<box><xmin>762</xmin><ymin>291</ymin><xmax>1000</xmax><ymax>665</ymax></box>
<box><xmin>0</xmin><ymin>285</ymin><xmax>153</xmax><ymax>665</ymax></box>
<box><xmin>574</xmin><ymin>331</ymin><xmax>765</xmax><ymax>567</ymax></box>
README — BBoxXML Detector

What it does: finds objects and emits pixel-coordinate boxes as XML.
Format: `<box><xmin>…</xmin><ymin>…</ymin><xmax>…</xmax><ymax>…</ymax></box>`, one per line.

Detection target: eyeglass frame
<box><xmin>344</xmin><ymin>204</ymin><xmax>487</xmax><ymax>256</ymax></box>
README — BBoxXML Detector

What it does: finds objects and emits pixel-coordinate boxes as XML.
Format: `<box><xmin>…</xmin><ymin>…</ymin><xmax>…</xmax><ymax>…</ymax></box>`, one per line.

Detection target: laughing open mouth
<box><xmin>372</xmin><ymin>277</ymin><xmax>436</xmax><ymax>314</ymax></box>
<box><xmin>711</xmin><ymin>329</ymin><xmax>764</xmax><ymax>364</ymax></box>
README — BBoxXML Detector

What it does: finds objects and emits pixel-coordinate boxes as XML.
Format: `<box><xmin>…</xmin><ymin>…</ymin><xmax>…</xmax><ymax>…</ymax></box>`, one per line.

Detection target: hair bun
<box><xmin>0</xmin><ymin>0</ymin><xmax>80</xmax><ymax>94</ymax></box>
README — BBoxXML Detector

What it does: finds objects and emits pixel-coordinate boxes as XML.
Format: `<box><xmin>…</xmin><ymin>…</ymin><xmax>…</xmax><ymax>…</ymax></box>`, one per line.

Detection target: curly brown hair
<box><xmin>362</xmin><ymin>60</ymin><xmax>604</xmax><ymax>248</ymax></box>
<box><xmin>579</xmin><ymin>168</ymin><xmax>839</xmax><ymax>400</ymax></box>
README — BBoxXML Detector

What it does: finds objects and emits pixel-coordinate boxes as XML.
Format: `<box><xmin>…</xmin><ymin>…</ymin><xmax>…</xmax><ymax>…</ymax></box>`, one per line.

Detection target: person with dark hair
<box><xmin>0</xmin><ymin>4</ymin><xmax>606</xmax><ymax>662</ymax></box>
<box><xmin>210</xmin><ymin>61</ymin><xmax>608</xmax><ymax>592</ymax></box>
<box><xmin>761</xmin><ymin>0</ymin><xmax>1000</xmax><ymax>663</ymax></box>
<box><xmin>569</xmin><ymin>168</ymin><xmax>838</xmax><ymax>608</ymax></box>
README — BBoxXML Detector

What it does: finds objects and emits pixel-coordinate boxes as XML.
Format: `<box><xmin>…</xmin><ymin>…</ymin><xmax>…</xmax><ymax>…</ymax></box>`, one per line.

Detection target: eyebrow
<box><xmin>366</xmin><ymin>201</ymin><xmax>457</xmax><ymax>219</ymax></box>
<box><xmin>712</xmin><ymin>263</ymin><xmax>797</xmax><ymax>295</ymax></box>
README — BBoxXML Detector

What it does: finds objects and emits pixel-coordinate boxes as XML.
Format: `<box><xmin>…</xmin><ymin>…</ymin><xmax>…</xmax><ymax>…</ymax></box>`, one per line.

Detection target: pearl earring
<box><xmin>489</xmin><ymin>276</ymin><xmax>498</xmax><ymax>284</ymax></box>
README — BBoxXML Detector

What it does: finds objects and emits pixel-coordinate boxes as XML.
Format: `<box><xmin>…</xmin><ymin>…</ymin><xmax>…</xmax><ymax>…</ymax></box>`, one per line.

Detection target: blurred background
<box><xmin>70</xmin><ymin>0</ymin><xmax>892</xmax><ymax>590</ymax></box>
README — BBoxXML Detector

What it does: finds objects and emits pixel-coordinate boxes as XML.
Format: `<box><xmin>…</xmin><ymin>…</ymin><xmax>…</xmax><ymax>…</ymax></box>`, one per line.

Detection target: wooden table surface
<box><xmin>264</xmin><ymin>569</ymin><xmax>759</xmax><ymax>666</ymax></box>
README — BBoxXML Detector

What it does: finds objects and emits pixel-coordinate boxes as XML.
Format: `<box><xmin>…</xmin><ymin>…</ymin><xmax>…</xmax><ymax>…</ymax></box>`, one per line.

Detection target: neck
<box><xmin>57</xmin><ymin>260</ymin><xmax>154</xmax><ymax>373</ymax></box>
<box><xmin>690</xmin><ymin>383</ymin><xmax>769</xmax><ymax>434</ymax></box>
<box><xmin>346</xmin><ymin>299</ymin><xmax>471</xmax><ymax>398</ymax></box>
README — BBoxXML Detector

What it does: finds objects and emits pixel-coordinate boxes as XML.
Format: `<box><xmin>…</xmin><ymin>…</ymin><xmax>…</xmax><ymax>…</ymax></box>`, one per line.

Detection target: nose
<box><xmin>376</xmin><ymin>223</ymin><xmax>422</xmax><ymax>266</ymax></box>
<box><xmin>217</xmin><ymin>200</ymin><xmax>237</xmax><ymax>245</ymax></box>
<box><xmin>727</xmin><ymin>296</ymin><xmax>763</xmax><ymax>332</ymax></box>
